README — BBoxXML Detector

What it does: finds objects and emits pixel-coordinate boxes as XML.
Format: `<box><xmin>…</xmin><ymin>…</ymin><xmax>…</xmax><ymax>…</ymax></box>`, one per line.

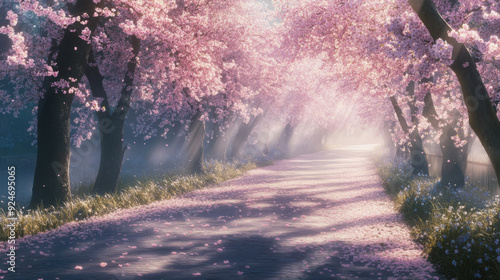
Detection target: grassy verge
<box><xmin>376</xmin><ymin>156</ymin><xmax>500</xmax><ymax>280</ymax></box>
<box><xmin>0</xmin><ymin>160</ymin><xmax>264</xmax><ymax>242</ymax></box>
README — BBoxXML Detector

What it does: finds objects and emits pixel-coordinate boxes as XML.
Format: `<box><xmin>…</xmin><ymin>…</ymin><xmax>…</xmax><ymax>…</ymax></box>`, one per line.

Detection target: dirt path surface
<box><xmin>1</xmin><ymin>145</ymin><xmax>442</xmax><ymax>280</ymax></box>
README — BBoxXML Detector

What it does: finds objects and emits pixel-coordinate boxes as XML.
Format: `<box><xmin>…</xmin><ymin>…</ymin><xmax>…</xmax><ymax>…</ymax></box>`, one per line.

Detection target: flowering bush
<box><xmin>377</xmin><ymin>157</ymin><xmax>500</xmax><ymax>279</ymax></box>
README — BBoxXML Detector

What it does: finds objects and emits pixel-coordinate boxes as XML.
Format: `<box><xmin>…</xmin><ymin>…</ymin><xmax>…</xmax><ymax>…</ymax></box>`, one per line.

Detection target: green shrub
<box><xmin>375</xmin><ymin>156</ymin><xmax>500</xmax><ymax>280</ymax></box>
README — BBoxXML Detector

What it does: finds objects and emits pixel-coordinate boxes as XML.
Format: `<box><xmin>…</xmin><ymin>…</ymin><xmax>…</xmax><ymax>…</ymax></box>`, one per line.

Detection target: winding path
<box><xmin>1</xmin><ymin>145</ymin><xmax>442</xmax><ymax>280</ymax></box>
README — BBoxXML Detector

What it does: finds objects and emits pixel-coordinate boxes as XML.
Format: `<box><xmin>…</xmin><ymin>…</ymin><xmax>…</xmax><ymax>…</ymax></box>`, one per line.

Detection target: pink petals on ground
<box><xmin>1</xmin><ymin>146</ymin><xmax>440</xmax><ymax>279</ymax></box>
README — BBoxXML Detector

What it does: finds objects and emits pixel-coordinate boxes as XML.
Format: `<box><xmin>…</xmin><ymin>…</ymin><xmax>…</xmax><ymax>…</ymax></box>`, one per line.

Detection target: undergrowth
<box><xmin>376</xmin><ymin>156</ymin><xmax>500</xmax><ymax>279</ymax></box>
<box><xmin>0</xmin><ymin>160</ymin><xmax>262</xmax><ymax>242</ymax></box>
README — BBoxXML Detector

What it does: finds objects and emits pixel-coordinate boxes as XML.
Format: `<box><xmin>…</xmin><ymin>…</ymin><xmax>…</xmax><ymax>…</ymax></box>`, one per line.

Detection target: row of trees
<box><xmin>1</xmin><ymin>0</ymin><xmax>270</xmax><ymax>207</ymax></box>
<box><xmin>3</xmin><ymin>0</ymin><xmax>499</xmax><ymax>207</ymax></box>
<box><xmin>277</xmin><ymin>0</ymin><xmax>499</xmax><ymax>189</ymax></box>
<box><xmin>0</xmin><ymin>0</ymin><xmax>356</xmax><ymax>208</ymax></box>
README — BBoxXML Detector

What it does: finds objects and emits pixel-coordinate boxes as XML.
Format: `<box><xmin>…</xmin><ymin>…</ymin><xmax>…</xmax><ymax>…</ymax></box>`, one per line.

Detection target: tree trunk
<box><xmin>31</xmin><ymin>0</ymin><xmax>99</xmax><ymax>208</ymax></box>
<box><xmin>390</xmin><ymin>95</ymin><xmax>429</xmax><ymax>176</ymax></box>
<box><xmin>229</xmin><ymin>116</ymin><xmax>262</xmax><ymax>159</ymax></box>
<box><xmin>408</xmin><ymin>130</ymin><xmax>429</xmax><ymax>176</ymax></box>
<box><xmin>409</xmin><ymin>0</ymin><xmax>500</xmax><ymax>188</ymax></box>
<box><xmin>185</xmin><ymin>111</ymin><xmax>205</xmax><ymax>174</ymax></box>
<box><xmin>423</xmin><ymin>92</ymin><xmax>468</xmax><ymax>188</ymax></box>
<box><xmin>439</xmin><ymin>125</ymin><xmax>468</xmax><ymax>188</ymax></box>
<box><xmin>85</xmin><ymin>37</ymin><xmax>140</xmax><ymax>195</ymax></box>
<box><xmin>92</xmin><ymin>116</ymin><xmax>127</xmax><ymax>195</ymax></box>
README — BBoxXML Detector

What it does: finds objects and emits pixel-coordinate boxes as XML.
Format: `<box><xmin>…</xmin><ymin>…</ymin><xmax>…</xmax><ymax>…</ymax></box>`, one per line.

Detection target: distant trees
<box><xmin>276</xmin><ymin>0</ymin><xmax>500</xmax><ymax>188</ymax></box>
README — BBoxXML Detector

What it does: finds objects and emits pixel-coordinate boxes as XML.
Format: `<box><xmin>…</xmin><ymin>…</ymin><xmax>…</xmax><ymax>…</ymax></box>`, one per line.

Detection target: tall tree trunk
<box><xmin>229</xmin><ymin>116</ymin><xmax>262</xmax><ymax>159</ymax></box>
<box><xmin>390</xmin><ymin>94</ymin><xmax>429</xmax><ymax>176</ymax></box>
<box><xmin>185</xmin><ymin>111</ymin><xmax>205</xmax><ymax>174</ymax></box>
<box><xmin>409</xmin><ymin>0</ymin><xmax>500</xmax><ymax>189</ymax></box>
<box><xmin>423</xmin><ymin>92</ymin><xmax>468</xmax><ymax>188</ymax></box>
<box><xmin>93</xmin><ymin>116</ymin><xmax>127</xmax><ymax>194</ymax></box>
<box><xmin>85</xmin><ymin>36</ymin><xmax>141</xmax><ymax>195</ymax></box>
<box><xmin>31</xmin><ymin>0</ymin><xmax>99</xmax><ymax>208</ymax></box>
<box><xmin>439</xmin><ymin>125</ymin><xmax>469</xmax><ymax>188</ymax></box>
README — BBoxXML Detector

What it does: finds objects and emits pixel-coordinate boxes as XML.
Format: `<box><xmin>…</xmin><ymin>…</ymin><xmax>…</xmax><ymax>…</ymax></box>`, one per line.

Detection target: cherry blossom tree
<box><xmin>390</xmin><ymin>84</ymin><xmax>429</xmax><ymax>176</ymax></box>
<box><xmin>5</xmin><ymin>0</ymin><xmax>499</xmax><ymax>207</ymax></box>
<box><xmin>274</xmin><ymin>0</ymin><xmax>499</xmax><ymax>187</ymax></box>
<box><xmin>81</xmin><ymin>0</ymin><xmax>279</xmax><ymax>185</ymax></box>
<box><xmin>82</xmin><ymin>0</ymin><xmax>233</xmax><ymax>191</ymax></box>
<box><xmin>406</xmin><ymin>0</ymin><xmax>500</xmax><ymax>185</ymax></box>
<box><xmin>275</xmin><ymin>0</ymin><xmax>429</xmax><ymax>165</ymax></box>
<box><xmin>0</xmin><ymin>0</ymin><xmax>104</xmax><ymax>207</ymax></box>
<box><xmin>137</xmin><ymin>0</ymin><xmax>281</xmax><ymax>165</ymax></box>
<box><xmin>0</xmin><ymin>0</ymin><xmax>277</xmax><ymax>204</ymax></box>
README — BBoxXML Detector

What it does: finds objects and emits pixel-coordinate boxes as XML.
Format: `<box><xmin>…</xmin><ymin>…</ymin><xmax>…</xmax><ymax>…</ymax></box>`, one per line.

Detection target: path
<box><xmin>1</xmin><ymin>145</ymin><xmax>442</xmax><ymax>280</ymax></box>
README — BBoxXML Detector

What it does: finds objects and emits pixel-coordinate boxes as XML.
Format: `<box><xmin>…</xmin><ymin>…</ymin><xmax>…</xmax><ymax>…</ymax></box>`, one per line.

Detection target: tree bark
<box><xmin>390</xmin><ymin>94</ymin><xmax>429</xmax><ymax>176</ymax></box>
<box><xmin>409</xmin><ymin>0</ymin><xmax>500</xmax><ymax>186</ymax></box>
<box><xmin>185</xmin><ymin>111</ymin><xmax>205</xmax><ymax>174</ymax></box>
<box><xmin>423</xmin><ymin>92</ymin><xmax>468</xmax><ymax>188</ymax></box>
<box><xmin>439</xmin><ymin>125</ymin><xmax>469</xmax><ymax>188</ymax></box>
<box><xmin>406</xmin><ymin>83</ymin><xmax>430</xmax><ymax>175</ymax></box>
<box><xmin>93</xmin><ymin>117</ymin><xmax>127</xmax><ymax>195</ymax></box>
<box><xmin>31</xmin><ymin>0</ymin><xmax>99</xmax><ymax>208</ymax></box>
<box><xmin>228</xmin><ymin>116</ymin><xmax>262</xmax><ymax>159</ymax></box>
<box><xmin>85</xmin><ymin>36</ymin><xmax>141</xmax><ymax>195</ymax></box>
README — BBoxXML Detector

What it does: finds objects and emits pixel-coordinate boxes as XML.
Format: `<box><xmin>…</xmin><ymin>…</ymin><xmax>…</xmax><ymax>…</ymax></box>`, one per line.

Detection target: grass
<box><xmin>0</xmin><ymin>160</ymin><xmax>263</xmax><ymax>242</ymax></box>
<box><xmin>376</xmin><ymin>155</ymin><xmax>500</xmax><ymax>279</ymax></box>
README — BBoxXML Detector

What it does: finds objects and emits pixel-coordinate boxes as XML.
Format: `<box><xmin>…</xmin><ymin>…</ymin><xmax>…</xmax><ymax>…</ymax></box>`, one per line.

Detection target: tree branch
<box><xmin>422</xmin><ymin>92</ymin><xmax>440</xmax><ymax>129</ymax></box>
<box><xmin>408</xmin><ymin>0</ymin><xmax>500</xmax><ymax>135</ymax></box>
<box><xmin>84</xmin><ymin>49</ymin><xmax>111</xmax><ymax>116</ymax></box>
<box><xmin>390</xmin><ymin>96</ymin><xmax>410</xmax><ymax>134</ymax></box>
<box><xmin>115</xmin><ymin>35</ymin><xmax>141</xmax><ymax>119</ymax></box>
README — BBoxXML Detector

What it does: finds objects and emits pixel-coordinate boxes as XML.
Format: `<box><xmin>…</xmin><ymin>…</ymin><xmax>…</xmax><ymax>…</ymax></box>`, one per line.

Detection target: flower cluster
<box><xmin>378</xmin><ymin>158</ymin><xmax>500</xmax><ymax>279</ymax></box>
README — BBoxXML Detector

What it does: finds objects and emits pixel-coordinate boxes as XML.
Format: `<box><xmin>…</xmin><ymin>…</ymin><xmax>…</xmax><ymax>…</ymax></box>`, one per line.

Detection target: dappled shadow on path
<box><xmin>1</xmin><ymin>145</ymin><xmax>442</xmax><ymax>279</ymax></box>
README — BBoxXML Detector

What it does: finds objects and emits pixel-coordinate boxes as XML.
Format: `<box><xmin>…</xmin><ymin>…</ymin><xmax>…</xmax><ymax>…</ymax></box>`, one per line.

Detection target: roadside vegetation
<box><xmin>376</xmin><ymin>156</ymin><xmax>500</xmax><ymax>279</ymax></box>
<box><xmin>0</xmin><ymin>159</ymin><xmax>269</xmax><ymax>242</ymax></box>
